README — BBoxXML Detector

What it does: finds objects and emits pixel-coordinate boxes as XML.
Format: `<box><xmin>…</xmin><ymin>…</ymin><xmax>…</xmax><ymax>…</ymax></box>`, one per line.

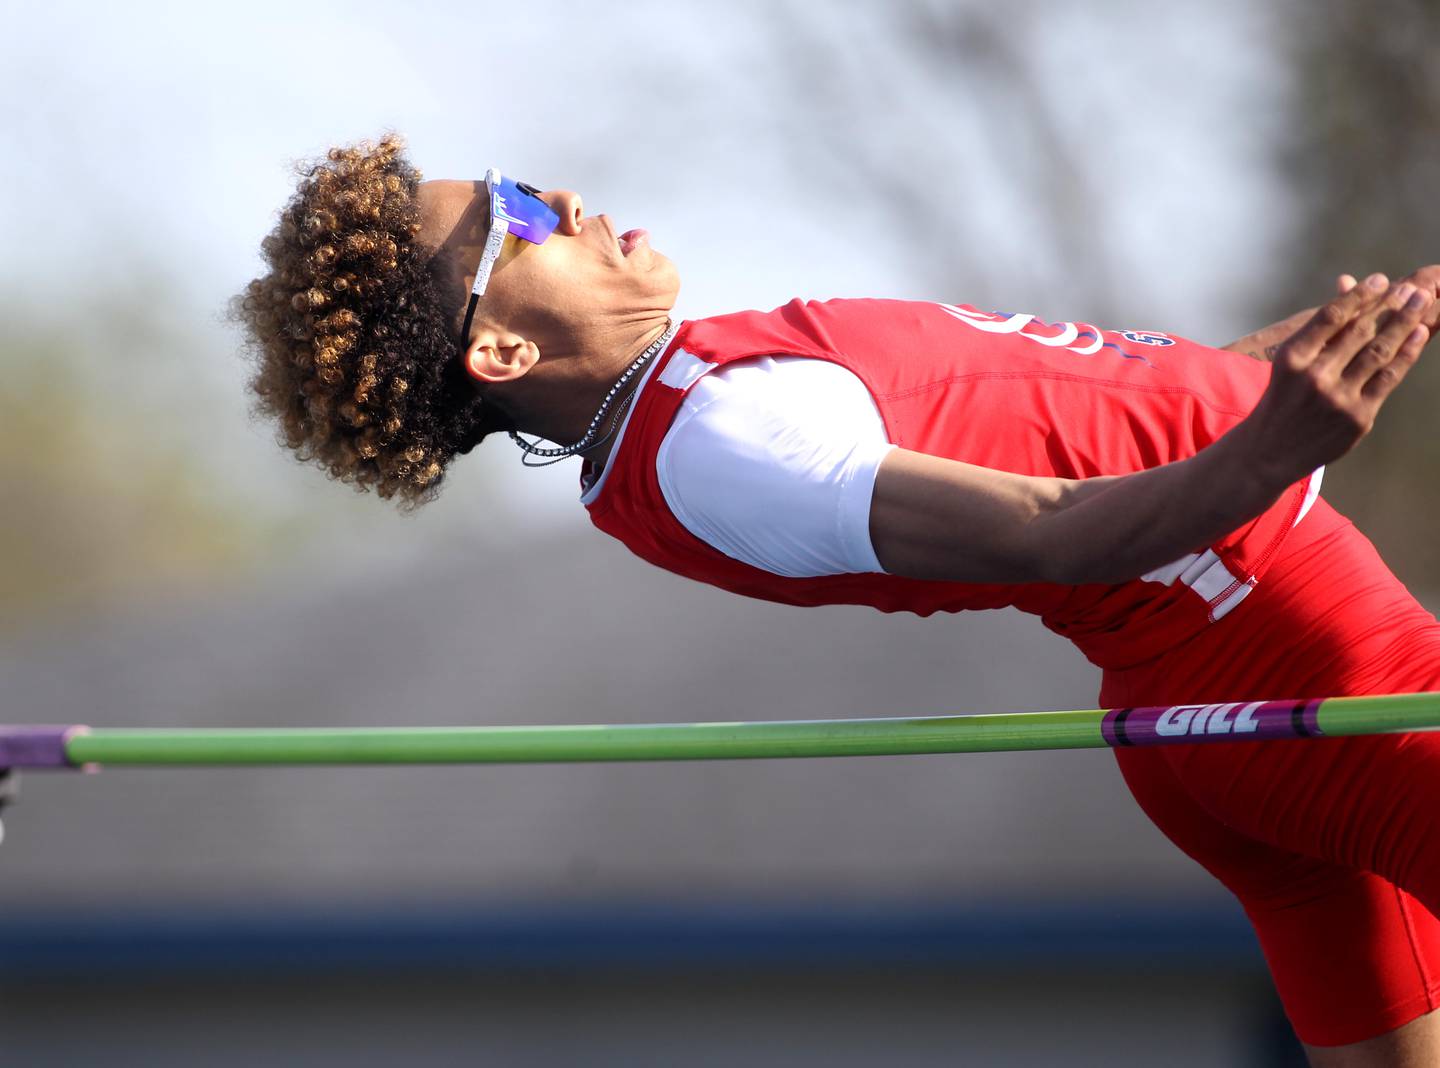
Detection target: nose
<box><xmin>543</xmin><ymin>189</ymin><xmax>584</xmax><ymax>235</ymax></box>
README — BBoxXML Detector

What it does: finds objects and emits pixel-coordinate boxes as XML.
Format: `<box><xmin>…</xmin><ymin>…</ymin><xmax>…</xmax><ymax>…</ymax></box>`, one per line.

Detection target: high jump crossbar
<box><xmin>3</xmin><ymin>692</ymin><xmax>1440</xmax><ymax>771</ymax></box>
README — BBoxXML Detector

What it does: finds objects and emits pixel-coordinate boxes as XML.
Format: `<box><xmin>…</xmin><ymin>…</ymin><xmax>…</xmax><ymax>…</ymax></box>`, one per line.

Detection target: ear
<box><xmin>461</xmin><ymin>323</ymin><xmax>540</xmax><ymax>385</ymax></box>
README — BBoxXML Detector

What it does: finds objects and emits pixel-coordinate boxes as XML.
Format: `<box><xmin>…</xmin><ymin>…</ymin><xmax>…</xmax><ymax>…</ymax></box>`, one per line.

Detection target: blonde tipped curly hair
<box><xmin>234</xmin><ymin>134</ymin><xmax>506</xmax><ymax>505</ymax></box>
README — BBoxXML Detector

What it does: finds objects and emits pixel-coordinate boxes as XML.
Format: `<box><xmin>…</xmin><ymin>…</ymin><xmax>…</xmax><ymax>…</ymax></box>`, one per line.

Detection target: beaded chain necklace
<box><xmin>509</xmin><ymin>321</ymin><xmax>678</xmax><ymax>468</ymax></box>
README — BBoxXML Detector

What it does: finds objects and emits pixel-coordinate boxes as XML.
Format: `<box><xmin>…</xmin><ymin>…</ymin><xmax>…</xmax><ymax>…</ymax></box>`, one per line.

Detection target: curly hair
<box><xmin>233</xmin><ymin>134</ymin><xmax>511</xmax><ymax>506</ymax></box>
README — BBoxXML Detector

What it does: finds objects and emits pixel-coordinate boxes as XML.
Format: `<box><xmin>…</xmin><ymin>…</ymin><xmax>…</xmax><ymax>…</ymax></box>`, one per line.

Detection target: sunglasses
<box><xmin>459</xmin><ymin>167</ymin><xmax>561</xmax><ymax>348</ymax></box>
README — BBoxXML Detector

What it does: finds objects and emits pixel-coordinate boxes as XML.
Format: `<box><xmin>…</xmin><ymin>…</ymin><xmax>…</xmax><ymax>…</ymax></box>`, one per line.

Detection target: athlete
<box><xmin>236</xmin><ymin>136</ymin><xmax>1440</xmax><ymax>1066</ymax></box>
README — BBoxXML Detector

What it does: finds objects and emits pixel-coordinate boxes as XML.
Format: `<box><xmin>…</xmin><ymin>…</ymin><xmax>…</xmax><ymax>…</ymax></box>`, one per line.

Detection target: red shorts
<box><xmin>1102</xmin><ymin>498</ymin><xmax>1440</xmax><ymax>1048</ymax></box>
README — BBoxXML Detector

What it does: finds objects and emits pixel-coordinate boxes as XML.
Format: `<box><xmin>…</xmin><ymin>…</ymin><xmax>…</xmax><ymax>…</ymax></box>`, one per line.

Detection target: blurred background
<box><xmin>2</xmin><ymin>0</ymin><xmax>1437</xmax><ymax>1064</ymax></box>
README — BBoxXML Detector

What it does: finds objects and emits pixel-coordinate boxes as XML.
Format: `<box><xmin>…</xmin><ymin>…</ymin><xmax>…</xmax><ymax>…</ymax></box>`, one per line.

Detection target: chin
<box><xmin>650</xmin><ymin>255</ymin><xmax>681</xmax><ymax>298</ymax></box>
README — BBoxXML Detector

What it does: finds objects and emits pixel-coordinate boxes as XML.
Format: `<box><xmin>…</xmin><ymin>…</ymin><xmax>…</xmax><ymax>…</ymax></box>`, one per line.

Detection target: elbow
<box><xmin>1011</xmin><ymin>526</ymin><xmax>1085</xmax><ymax>585</ymax></box>
<box><xmin>1031</xmin><ymin>549</ymin><xmax>1087</xmax><ymax>586</ymax></box>
<box><xmin>1022</xmin><ymin>528</ymin><xmax>1140</xmax><ymax>587</ymax></box>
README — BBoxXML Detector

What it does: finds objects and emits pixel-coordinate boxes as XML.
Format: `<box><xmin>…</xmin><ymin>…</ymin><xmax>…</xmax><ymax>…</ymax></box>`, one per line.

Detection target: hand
<box><xmin>1242</xmin><ymin>273</ymin><xmax>1432</xmax><ymax>483</ymax></box>
<box><xmin>1337</xmin><ymin>267</ymin><xmax>1440</xmax><ymax>330</ymax></box>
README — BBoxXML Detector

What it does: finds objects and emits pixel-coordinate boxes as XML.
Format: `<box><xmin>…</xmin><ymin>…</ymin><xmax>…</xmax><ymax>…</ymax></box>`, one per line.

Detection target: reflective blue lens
<box><xmin>491</xmin><ymin>175</ymin><xmax>560</xmax><ymax>245</ymax></box>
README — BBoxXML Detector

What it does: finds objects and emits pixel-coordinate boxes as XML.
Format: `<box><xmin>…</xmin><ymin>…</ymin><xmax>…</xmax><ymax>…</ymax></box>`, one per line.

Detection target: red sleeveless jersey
<box><xmin>583</xmin><ymin>298</ymin><xmax>1317</xmax><ymax>671</ymax></box>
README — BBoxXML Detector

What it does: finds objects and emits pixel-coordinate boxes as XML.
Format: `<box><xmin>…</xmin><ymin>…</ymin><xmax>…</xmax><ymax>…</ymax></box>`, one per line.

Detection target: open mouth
<box><xmin>618</xmin><ymin>228</ymin><xmax>649</xmax><ymax>257</ymax></box>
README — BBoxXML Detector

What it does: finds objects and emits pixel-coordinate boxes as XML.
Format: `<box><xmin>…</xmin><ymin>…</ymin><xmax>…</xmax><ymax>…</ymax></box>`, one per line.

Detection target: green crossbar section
<box><xmin>8</xmin><ymin>691</ymin><xmax>1431</xmax><ymax>768</ymax></box>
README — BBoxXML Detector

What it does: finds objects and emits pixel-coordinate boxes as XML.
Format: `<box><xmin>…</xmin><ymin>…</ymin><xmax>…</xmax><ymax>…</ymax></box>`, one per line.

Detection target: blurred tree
<box><xmin>0</xmin><ymin>290</ymin><xmax>286</xmax><ymax>629</ymax></box>
<box><xmin>763</xmin><ymin>0</ymin><xmax>1122</xmax><ymax>323</ymax></box>
<box><xmin>1267</xmin><ymin>0</ymin><xmax>1440</xmax><ymax>589</ymax></box>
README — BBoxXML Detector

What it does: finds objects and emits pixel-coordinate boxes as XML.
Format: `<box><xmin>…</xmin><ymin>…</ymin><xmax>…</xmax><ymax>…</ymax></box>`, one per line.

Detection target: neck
<box><xmin>582</xmin><ymin>316</ymin><xmax>676</xmax><ymax>472</ymax></box>
<box><xmin>497</xmin><ymin>313</ymin><xmax>673</xmax><ymax>456</ymax></box>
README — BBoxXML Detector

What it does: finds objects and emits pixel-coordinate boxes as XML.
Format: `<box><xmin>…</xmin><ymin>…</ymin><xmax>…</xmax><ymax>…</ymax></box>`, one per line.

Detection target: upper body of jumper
<box><xmin>578</xmin><ymin>298</ymin><xmax>1336</xmax><ymax>669</ymax></box>
<box><xmin>234</xmin><ymin>136</ymin><xmax>1436</xmax><ymax>624</ymax></box>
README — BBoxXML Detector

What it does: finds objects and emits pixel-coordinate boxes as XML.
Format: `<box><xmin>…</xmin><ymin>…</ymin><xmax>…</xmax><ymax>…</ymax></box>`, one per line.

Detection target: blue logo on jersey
<box><xmin>1120</xmin><ymin>330</ymin><xmax>1175</xmax><ymax>347</ymax></box>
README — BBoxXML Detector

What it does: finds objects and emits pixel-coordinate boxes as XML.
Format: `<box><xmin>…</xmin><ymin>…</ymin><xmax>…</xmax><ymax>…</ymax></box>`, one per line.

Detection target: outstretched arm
<box><xmin>871</xmin><ymin>276</ymin><xmax>1431</xmax><ymax>586</ymax></box>
<box><xmin>1224</xmin><ymin>266</ymin><xmax>1440</xmax><ymax>360</ymax></box>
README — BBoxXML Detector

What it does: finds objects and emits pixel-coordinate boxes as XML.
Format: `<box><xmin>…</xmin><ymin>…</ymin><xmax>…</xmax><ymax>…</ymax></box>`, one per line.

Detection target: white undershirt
<box><xmin>653</xmin><ymin>356</ymin><xmax>895</xmax><ymax>577</ymax></box>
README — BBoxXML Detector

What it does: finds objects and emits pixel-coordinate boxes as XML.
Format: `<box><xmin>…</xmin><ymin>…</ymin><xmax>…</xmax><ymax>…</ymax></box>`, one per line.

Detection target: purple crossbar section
<box><xmin>0</xmin><ymin>726</ymin><xmax>89</xmax><ymax>769</ymax></box>
<box><xmin>1101</xmin><ymin>700</ymin><xmax>1324</xmax><ymax>747</ymax></box>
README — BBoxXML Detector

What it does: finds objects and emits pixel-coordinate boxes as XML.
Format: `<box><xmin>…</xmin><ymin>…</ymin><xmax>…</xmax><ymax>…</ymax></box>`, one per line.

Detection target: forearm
<box><xmin>870</xmin><ymin>433</ymin><xmax>1296</xmax><ymax>587</ymax></box>
<box><xmin>1223</xmin><ymin>308</ymin><xmax>1318</xmax><ymax>361</ymax></box>
<box><xmin>1026</xmin><ymin>423</ymin><xmax>1294</xmax><ymax>585</ymax></box>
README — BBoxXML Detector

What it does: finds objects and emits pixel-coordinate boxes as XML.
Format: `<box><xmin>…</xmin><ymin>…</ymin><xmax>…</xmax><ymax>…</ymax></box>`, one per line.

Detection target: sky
<box><xmin>0</xmin><ymin>0</ymin><xmax>1286</xmax><ymax>539</ymax></box>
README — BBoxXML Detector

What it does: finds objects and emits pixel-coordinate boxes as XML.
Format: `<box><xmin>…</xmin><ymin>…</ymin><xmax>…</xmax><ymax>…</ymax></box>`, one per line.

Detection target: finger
<box><xmin>1361</xmin><ymin>323</ymin><xmax>1429</xmax><ymax>402</ymax></box>
<box><xmin>1391</xmin><ymin>267</ymin><xmax>1440</xmax><ymax>329</ymax></box>
<box><xmin>1331</xmin><ymin>283</ymin><xmax>1424</xmax><ymax>378</ymax></box>
<box><xmin>1315</xmin><ymin>280</ymin><xmax>1417</xmax><ymax>377</ymax></box>
<box><xmin>1404</xmin><ymin>265</ymin><xmax>1440</xmax><ymax>295</ymax></box>
<box><xmin>1338</xmin><ymin>285</ymin><xmax>1430</xmax><ymax>383</ymax></box>
<box><xmin>1282</xmin><ymin>272</ymin><xmax>1390</xmax><ymax>368</ymax></box>
<box><xmin>1337</xmin><ymin>273</ymin><xmax>1359</xmax><ymax>295</ymax></box>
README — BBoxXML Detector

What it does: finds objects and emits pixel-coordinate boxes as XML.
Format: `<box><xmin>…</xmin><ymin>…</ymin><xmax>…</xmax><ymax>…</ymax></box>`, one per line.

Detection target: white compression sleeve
<box><xmin>656</xmin><ymin>356</ymin><xmax>895</xmax><ymax>578</ymax></box>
